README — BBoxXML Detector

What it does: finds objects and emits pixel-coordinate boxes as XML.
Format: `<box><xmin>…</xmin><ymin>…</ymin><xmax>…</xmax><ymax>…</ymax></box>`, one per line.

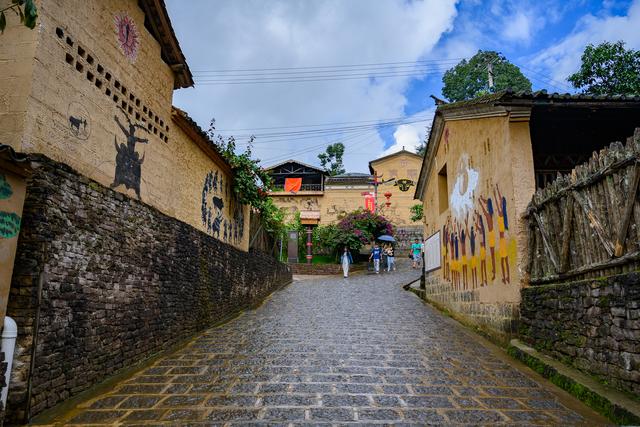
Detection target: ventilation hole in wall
<box><xmin>154</xmin><ymin>116</ymin><xmax>159</xmax><ymax>124</ymax></box>
<box><xmin>121</xmin><ymin>86</ymin><xmax>126</xmax><ymax>95</ymax></box>
<box><xmin>143</xmin><ymin>106</ymin><xmax>147</xmax><ymax>113</ymax></box>
<box><xmin>128</xmin><ymin>106</ymin><xmax>133</xmax><ymax>114</ymax></box>
<box><xmin>77</xmin><ymin>46</ymin><xmax>85</xmax><ymax>57</ymax></box>
<box><xmin>56</xmin><ymin>27</ymin><xmax>64</xmax><ymax>38</ymax></box>
<box><xmin>135</xmin><ymin>112</ymin><xmax>141</xmax><ymax>120</ymax></box>
<box><xmin>105</xmin><ymin>72</ymin><xmax>111</xmax><ymax>81</ymax></box>
<box><xmin>147</xmin><ymin>123</ymin><xmax>153</xmax><ymax>130</ymax></box>
<box><xmin>159</xmin><ymin>132</ymin><xmax>164</xmax><ymax>140</ymax></box>
<box><xmin>141</xmin><ymin>116</ymin><xmax>146</xmax><ymax>122</ymax></box>
<box><xmin>97</xmin><ymin>64</ymin><xmax>104</xmax><ymax>74</ymax></box>
<box><xmin>148</xmin><ymin>110</ymin><xmax>153</xmax><ymax>118</ymax></box>
<box><xmin>86</xmin><ymin>55</ymin><xmax>94</xmax><ymax>65</ymax></box>
<box><xmin>164</xmin><ymin>135</ymin><xmax>168</xmax><ymax>143</ymax></box>
<box><xmin>153</xmin><ymin>127</ymin><xmax>158</xmax><ymax>135</ymax></box>
<box><xmin>86</xmin><ymin>71</ymin><xmax>94</xmax><ymax>82</ymax></box>
<box><xmin>105</xmin><ymin>88</ymin><xmax>111</xmax><ymax>96</ymax></box>
<box><xmin>75</xmin><ymin>61</ymin><xmax>83</xmax><ymax>72</ymax></box>
<box><xmin>159</xmin><ymin>120</ymin><xmax>164</xmax><ymax>127</ymax></box>
<box><xmin>121</xmin><ymin>101</ymin><xmax>127</xmax><ymax>110</ymax></box>
<box><xmin>114</xmin><ymin>80</ymin><xmax>120</xmax><ymax>89</ymax></box>
<box><xmin>113</xmin><ymin>94</ymin><xmax>119</xmax><ymax>102</ymax></box>
<box><xmin>129</xmin><ymin>93</ymin><xmax>134</xmax><ymax>101</ymax></box>
<box><xmin>95</xmin><ymin>79</ymin><xmax>102</xmax><ymax>89</ymax></box>
<box><xmin>135</xmin><ymin>99</ymin><xmax>140</xmax><ymax>107</ymax></box>
<box><xmin>66</xmin><ymin>37</ymin><xmax>73</xmax><ymax>46</ymax></box>
<box><xmin>65</xmin><ymin>53</ymin><xmax>74</xmax><ymax>64</ymax></box>
<box><xmin>165</xmin><ymin>125</ymin><xmax>169</xmax><ymax>132</ymax></box>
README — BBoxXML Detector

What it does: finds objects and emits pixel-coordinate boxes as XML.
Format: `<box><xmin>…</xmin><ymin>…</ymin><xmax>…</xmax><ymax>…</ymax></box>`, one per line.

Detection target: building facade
<box><xmin>267</xmin><ymin>150</ymin><xmax>423</xmax><ymax>227</ymax></box>
<box><xmin>414</xmin><ymin>90</ymin><xmax>640</xmax><ymax>340</ymax></box>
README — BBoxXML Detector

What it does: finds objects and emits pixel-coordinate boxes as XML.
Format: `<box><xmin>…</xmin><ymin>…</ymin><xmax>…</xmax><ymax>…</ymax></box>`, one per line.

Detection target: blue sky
<box><xmin>167</xmin><ymin>0</ymin><xmax>640</xmax><ymax>172</ymax></box>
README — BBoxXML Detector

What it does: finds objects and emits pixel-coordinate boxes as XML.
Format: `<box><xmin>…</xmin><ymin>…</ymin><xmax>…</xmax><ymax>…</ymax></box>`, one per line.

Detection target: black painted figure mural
<box><xmin>201</xmin><ymin>170</ymin><xmax>245</xmax><ymax>245</ymax></box>
<box><xmin>111</xmin><ymin>109</ymin><xmax>149</xmax><ymax>199</ymax></box>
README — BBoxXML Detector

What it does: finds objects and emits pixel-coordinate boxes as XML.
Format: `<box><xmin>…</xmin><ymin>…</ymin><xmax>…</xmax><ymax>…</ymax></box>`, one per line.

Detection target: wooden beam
<box><xmin>532</xmin><ymin>211</ymin><xmax>560</xmax><ymax>272</ymax></box>
<box><xmin>614</xmin><ymin>162</ymin><xmax>640</xmax><ymax>257</ymax></box>
<box><xmin>572</xmin><ymin>191</ymin><xmax>615</xmax><ymax>257</ymax></box>
<box><xmin>559</xmin><ymin>194</ymin><xmax>574</xmax><ymax>273</ymax></box>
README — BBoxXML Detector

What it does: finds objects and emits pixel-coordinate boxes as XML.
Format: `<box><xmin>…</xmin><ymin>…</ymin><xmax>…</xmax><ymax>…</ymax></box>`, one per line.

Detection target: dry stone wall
<box><xmin>520</xmin><ymin>273</ymin><xmax>640</xmax><ymax>396</ymax></box>
<box><xmin>5</xmin><ymin>155</ymin><xmax>291</xmax><ymax>422</ymax></box>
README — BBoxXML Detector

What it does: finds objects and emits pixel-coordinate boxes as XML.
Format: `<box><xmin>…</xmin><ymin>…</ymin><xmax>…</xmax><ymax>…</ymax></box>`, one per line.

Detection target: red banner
<box><xmin>284</xmin><ymin>178</ymin><xmax>302</xmax><ymax>193</ymax></box>
<box><xmin>364</xmin><ymin>193</ymin><xmax>375</xmax><ymax>213</ymax></box>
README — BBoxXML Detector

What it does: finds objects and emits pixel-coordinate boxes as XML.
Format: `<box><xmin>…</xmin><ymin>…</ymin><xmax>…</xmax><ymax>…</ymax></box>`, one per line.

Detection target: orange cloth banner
<box><xmin>284</xmin><ymin>178</ymin><xmax>302</xmax><ymax>193</ymax></box>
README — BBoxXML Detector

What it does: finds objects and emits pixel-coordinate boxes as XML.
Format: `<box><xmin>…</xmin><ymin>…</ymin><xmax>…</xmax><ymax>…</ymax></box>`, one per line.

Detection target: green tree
<box><xmin>568</xmin><ymin>41</ymin><xmax>640</xmax><ymax>96</ymax></box>
<box><xmin>318</xmin><ymin>142</ymin><xmax>345</xmax><ymax>176</ymax></box>
<box><xmin>0</xmin><ymin>0</ymin><xmax>37</xmax><ymax>34</ymax></box>
<box><xmin>442</xmin><ymin>50</ymin><xmax>532</xmax><ymax>102</ymax></box>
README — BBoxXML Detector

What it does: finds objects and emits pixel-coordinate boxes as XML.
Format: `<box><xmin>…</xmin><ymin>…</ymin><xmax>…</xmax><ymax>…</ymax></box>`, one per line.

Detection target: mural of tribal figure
<box><xmin>201</xmin><ymin>170</ymin><xmax>245</xmax><ymax>245</ymax></box>
<box><xmin>111</xmin><ymin>108</ymin><xmax>150</xmax><ymax>200</ymax></box>
<box><xmin>444</xmin><ymin>181</ymin><xmax>512</xmax><ymax>290</ymax></box>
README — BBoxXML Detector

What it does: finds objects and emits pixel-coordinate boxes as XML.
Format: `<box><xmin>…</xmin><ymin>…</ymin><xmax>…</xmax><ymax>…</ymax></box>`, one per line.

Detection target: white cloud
<box><xmin>502</xmin><ymin>12</ymin><xmax>533</xmax><ymax>43</ymax></box>
<box><xmin>382</xmin><ymin>107</ymin><xmax>434</xmax><ymax>156</ymax></box>
<box><xmin>529</xmin><ymin>0</ymin><xmax>640</xmax><ymax>85</ymax></box>
<box><xmin>166</xmin><ymin>0</ymin><xmax>458</xmax><ymax>172</ymax></box>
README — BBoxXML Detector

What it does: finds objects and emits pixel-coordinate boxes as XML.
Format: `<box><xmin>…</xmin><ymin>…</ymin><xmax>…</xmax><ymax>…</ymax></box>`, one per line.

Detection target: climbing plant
<box><xmin>410</xmin><ymin>204</ymin><xmax>423</xmax><ymax>222</ymax></box>
<box><xmin>207</xmin><ymin>119</ymin><xmax>284</xmax><ymax>233</ymax></box>
<box><xmin>0</xmin><ymin>0</ymin><xmax>37</xmax><ymax>34</ymax></box>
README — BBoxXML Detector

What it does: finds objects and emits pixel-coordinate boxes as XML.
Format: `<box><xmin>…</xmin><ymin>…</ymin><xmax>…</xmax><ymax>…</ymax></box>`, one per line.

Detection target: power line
<box><xmin>194</xmin><ymin>69</ymin><xmax>449</xmax><ymax>85</ymax></box>
<box><xmin>192</xmin><ymin>58</ymin><xmax>465</xmax><ymax>74</ymax></box>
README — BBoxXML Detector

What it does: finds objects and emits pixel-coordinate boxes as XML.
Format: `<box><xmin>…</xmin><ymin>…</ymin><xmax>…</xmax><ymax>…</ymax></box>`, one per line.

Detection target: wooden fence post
<box><xmin>559</xmin><ymin>194</ymin><xmax>574</xmax><ymax>273</ymax></box>
<box><xmin>615</xmin><ymin>162</ymin><xmax>640</xmax><ymax>257</ymax></box>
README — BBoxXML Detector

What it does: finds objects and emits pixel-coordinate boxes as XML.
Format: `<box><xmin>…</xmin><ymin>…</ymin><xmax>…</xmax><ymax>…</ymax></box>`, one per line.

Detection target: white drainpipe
<box><xmin>1</xmin><ymin>316</ymin><xmax>17</xmax><ymax>408</ymax></box>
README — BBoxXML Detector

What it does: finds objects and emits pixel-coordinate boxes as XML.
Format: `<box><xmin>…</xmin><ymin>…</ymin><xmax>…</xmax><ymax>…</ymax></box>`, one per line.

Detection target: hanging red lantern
<box><xmin>384</xmin><ymin>192</ymin><xmax>392</xmax><ymax>207</ymax></box>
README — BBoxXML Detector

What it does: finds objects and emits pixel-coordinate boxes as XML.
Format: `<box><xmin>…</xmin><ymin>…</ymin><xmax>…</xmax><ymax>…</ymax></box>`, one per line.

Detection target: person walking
<box><xmin>369</xmin><ymin>243</ymin><xmax>382</xmax><ymax>274</ymax></box>
<box><xmin>341</xmin><ymin>246</ymin><xmax>353</xmax><ymax>278</ymax></box>
<box><xmin>411</xmin><ymin>238</ymin><xmax>422</xmax><ymax>269</ymax></box>
<box><xmin>386</xmin><ymin>244</ymin><xmax>395</xmax><ymax>272</ymax></box>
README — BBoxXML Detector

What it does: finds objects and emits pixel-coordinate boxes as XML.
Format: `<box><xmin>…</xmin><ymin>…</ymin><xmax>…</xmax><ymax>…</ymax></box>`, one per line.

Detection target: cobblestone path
<box><xmin>50</xmin><ymin>270</ymin><xmax>606</xmax><ymax>426</ymax></box>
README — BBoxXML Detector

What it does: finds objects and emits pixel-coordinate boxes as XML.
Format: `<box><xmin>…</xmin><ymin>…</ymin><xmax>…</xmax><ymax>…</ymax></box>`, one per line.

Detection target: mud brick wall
<box><xmin>520</xmin><ymin>273</ymin><xmax>640</xmax><ymax>395</ymax></box>
<box><xmin>5</xmin><ymin>155</ymin><xmax>291</xmax><ymax>422</ymax></box>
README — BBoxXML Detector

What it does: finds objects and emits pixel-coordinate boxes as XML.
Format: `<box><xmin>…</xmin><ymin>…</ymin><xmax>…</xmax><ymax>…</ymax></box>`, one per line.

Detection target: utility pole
<box><xmin>487</xmin><ymin>61</ymin><xmax>494</xmax><ymax>90</ymax></box>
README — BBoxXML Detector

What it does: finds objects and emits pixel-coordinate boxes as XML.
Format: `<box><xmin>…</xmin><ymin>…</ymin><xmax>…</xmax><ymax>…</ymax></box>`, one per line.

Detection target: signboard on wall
<box><xmin>424</xmin><ymin>231</ymin><xmax>441</xmax><ymax>273</ymax></box>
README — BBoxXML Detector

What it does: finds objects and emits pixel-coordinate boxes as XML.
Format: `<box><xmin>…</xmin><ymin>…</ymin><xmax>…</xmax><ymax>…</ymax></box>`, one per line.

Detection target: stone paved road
<box><xmin>47</xmin><ymin>269</ymin><xmax>608</xmax><ymax>426</ymax></box>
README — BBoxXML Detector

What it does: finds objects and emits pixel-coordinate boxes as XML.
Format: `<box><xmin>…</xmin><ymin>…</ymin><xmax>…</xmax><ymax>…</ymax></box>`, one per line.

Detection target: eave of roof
<box><xmin>368</xmin><ymin>149</ymin><xmax>422</xmax><ymax>174</ymax></box>
<box><xmin>263</xmin><ymin>159</ymin><xmax>326</xmax><ymax>174</ymax></box>
<box><xmin>139</xmin><ymin>0</ymin><xmax>194</xmax><ymax>89</ymax></box>
<box><xmin>171</xmin><ymin>107</ymin><xmax>231</xmax><ymax>174</ymax></box>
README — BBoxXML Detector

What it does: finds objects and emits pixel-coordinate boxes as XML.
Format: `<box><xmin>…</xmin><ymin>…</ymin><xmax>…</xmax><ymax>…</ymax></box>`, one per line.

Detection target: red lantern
<box><xmin>384</xmin><ymin>191</ymin><xmax>392</xmax><ymax>207</ymax></box>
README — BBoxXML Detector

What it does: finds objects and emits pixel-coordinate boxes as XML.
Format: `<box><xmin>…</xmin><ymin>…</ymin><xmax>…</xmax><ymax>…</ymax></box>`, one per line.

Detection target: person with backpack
<box><xmin>369</xmin><ymin>243</ymin><xmax>382</xmax><ymax>274</ymax></box>
<box><xmin>341</xmin><ymin>246</ymin><xmax>353</xmax><ymax>278</ymax></box>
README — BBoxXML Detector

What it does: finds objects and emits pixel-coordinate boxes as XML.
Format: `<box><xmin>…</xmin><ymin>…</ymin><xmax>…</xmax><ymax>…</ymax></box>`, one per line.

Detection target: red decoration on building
<box><xmin>384</xmin><ymin>191</ymin><xmax>392</xmax><ymax>208</ymax></box>
<box><xmin>364</xmin><ymin>193</ymin><xmax>375</xmax><ymax>213</ymax></box>
<box><xmin>115</xmin><ymin>13</ymin><xmax>140</xmax><ymax>62</ymax></box>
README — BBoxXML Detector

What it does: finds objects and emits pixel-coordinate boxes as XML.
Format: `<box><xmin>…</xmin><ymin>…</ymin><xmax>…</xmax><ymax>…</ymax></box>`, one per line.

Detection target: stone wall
<box><xmin>289</xmin><ymin>263</ymin><xmax>366</xmax><ymax>275</ymax></box>
<box><xmin>5</xmin><ymin>156</ymin><xmax>291</xmax><ymax>423</ymax></box>
<box><xmin>520</xmin><ymin>273</ymin><xmax>640</xmax><ymax>396</ymax></box>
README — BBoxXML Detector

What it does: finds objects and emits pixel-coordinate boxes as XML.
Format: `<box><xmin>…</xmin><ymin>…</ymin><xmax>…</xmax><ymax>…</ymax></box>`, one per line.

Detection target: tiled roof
<box><xmin>139</xmin><ymin>0</ymin><xmax>193</xmax><ymax>88</ymax></box>
<box><xmin>171</xmin><ymin>107</ymin><xmax>231</xmax><ymax>173</ymax></box>
<box><xmin>263</xmin><ymin>159</ymin><xmax>326</xmax><ymax>173</ymax></box>
<box><xmin>438</xmin><ymin>89</ymin><xmax>640</xmax><ymax>111</ymax></box>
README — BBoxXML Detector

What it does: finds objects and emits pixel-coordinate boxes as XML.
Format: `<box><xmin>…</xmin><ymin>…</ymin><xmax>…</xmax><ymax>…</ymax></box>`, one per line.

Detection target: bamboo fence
<box><xmin>525</xmin><ymin>128</ymin><xmax>640</xmax><ymax>285</ymax></box>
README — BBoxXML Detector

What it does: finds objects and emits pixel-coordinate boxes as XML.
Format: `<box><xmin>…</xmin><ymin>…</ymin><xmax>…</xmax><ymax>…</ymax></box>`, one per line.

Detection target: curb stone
<box><xmin>508</xmin><ymin>339</ymin><xmax>640</xmax><ymax>425</ymax></box>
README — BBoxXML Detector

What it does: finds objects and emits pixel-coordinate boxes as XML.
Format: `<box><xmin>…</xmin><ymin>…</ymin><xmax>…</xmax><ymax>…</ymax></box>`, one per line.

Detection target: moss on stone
<box><xmin>507</xmin><ymin>345</ymin><xmax>640</xmax><ymax>425</ymax></box>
